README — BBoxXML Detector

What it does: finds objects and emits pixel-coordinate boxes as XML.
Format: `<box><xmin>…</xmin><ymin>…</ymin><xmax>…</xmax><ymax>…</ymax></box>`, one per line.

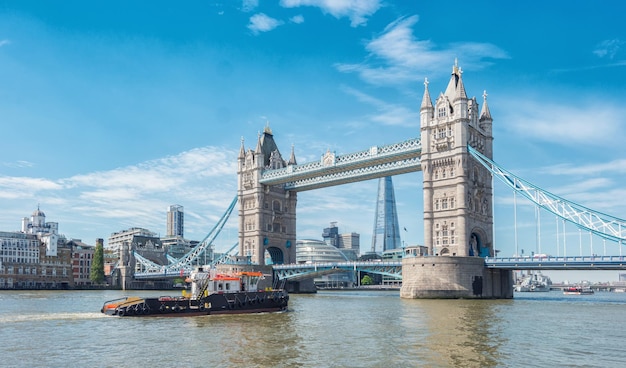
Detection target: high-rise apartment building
<box><xmin>167</xmin><ymin>205</ymin><xmax>184</xmax><ymax>238</ymax></box>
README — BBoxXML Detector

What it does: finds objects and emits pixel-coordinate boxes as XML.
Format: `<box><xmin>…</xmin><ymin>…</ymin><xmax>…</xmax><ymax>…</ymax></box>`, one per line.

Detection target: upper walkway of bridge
<box><xmin>259</xmin><ymin>138</ymin><xmax>422</xmax><ymax>191</ymax></box>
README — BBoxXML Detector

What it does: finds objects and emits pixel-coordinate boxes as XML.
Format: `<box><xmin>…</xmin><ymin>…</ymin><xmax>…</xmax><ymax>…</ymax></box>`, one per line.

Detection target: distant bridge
<box><xmin>484</xmin><ymin>256</ymin><xmax>626</xmax><ymax>270</ymax></box>
<box><xmin>271</xmin><ymin>256</ymin><xmax>626</xmax><ymax>281</ymax></box>
<box><xmin>272</xmin><ymin>261</ymin><xmax>403</xmax><ymax>280</ymax></box>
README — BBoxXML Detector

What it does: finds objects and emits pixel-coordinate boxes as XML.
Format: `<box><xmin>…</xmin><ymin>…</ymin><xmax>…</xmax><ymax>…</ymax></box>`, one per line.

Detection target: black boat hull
<box><xmin>102</xmin><ymin>290</ymin><xmax>288</xmax><ymax>317</ymax></box>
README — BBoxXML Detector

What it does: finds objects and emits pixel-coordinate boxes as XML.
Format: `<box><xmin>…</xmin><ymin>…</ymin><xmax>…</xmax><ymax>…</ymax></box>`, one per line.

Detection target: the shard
<box><xmin>370</xmin><ymin>176</ymin><xmax>402</xmax><ymax>252</ymax></box>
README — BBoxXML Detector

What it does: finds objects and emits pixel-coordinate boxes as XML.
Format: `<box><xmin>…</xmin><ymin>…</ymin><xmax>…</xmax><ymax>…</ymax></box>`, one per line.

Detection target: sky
<box><xmin>1</xmin><ymin>1</ymin><xmax>626</xmax><ymax>282</ymax></box>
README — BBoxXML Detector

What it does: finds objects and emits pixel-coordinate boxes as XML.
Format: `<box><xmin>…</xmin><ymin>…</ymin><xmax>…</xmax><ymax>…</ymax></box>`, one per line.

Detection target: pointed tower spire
<box><xmin>479</xmin><ymin>90</ymin><xmax>492</xmax><ymax>121</ymax></box>
<box><xmin>444</xmin><ymin>58</ymin><xmax>467</xmax><ymax>101</ymax></box>
<box><xmin>455</xmin><ymin>66</ymin><xmax>467</xmax><ymax>100</ymax></box>
<box><xmin>255</xmin><ymin>131</ymin><xmax>262</xmax><ymax>154</ymax></box>
<box><xmin>238</xmin><ymin>136</ymin><xmax>245</xmax><ymax>159</ymax></box>
<box><xmin>288</xmin><ymin>144</ymin><xmax>297</xmax><ymax>165</ymax></box>
<box><xmin>421</xmin><ymin>78</ymin><xmax>433</xmax><ymax>110</ymax></box>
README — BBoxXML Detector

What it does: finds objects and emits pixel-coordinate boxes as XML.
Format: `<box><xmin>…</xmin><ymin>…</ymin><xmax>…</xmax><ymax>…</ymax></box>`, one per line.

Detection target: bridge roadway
<box><xmin>271</xmin><ymin>256</ymin><xmax>626</xmax><ymax>280</ymax></box>
<box><xmin>484</xmin><ymin>255</ymin><xmax>626</xmax><ymax>270</ymax></box>
<box><xmin>134</xmin><ymin>256</ymin><xmax>626</xmax><ymax>280</ymax></box>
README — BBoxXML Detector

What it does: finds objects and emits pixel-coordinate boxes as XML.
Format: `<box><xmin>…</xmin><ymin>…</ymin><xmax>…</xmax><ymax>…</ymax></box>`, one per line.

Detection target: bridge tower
<box><xmin>421</xmin><ymin>60</ymin><xmax>494</xmax><ymax>258</ymax></box>
<box><xmin>401</xmin><ymin>60</ymin><xmax>512</xmax><ymax>299</ymax></box>
<box><xmin>237</xmin><ymin>125</ymin><xmax>297</xmax><ymax>266</ymax></box>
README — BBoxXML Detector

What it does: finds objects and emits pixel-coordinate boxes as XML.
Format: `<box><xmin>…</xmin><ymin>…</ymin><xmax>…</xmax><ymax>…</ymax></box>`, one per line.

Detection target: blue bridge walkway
<box><xmin>272</xmin><ymin>256</ymin><xmax>626</xmax><ymax>280</ymax></box>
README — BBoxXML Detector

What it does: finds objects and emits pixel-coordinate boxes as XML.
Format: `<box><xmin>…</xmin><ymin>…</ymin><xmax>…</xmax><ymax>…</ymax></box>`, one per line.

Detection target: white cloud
<box><xmin>0</xmin><ymin>176</ymin><xmax>64</xmax><ymax>199</ymax></box>
<box><xmin>0</xmin><ymin>147</ymin><xmax>239</xmax><ymax>243</ymax></box>
<box><xmin>540</xmin><ymin>161</ymin><xmax>626</xmax><ymax>177</ymax></box>
<box><xmin>501</xmin><ymin>99</ymin><xmax>626</xmax><ymax>146</ymax></box>
<box><xmin>593</xmin><ymin>39</ymin><xmax>623</xmax><ymax>59</ymax></box>
<box><xmin>290</xmin><ymin>15</ymin><xmax>304</xmax><ymax>24</ymax></box>
<box><xmin>340</xmin><ymin>85</ymin><xmax>419</xmax><ymax>127</ymax></box>
<box><xmin>3</xmin><ymin>160</ymin><xmax>34</xmax><ymax>168</ymax></box>
<box><xmin>248</xmin><ymin>13</ymin><xmax>284</xmax><ymax>35</ymax></box>
<box><xmin>241</xmin><ymin>0</ymin><xmax>259</xmax><ymax>13</ymax></box>
<box><xmin>335</xmin><ymin>15</ymin><xmax>508</xmax><ymax>86</ymax></box>
<box><xmin>280</xmin><ymin>0</ymin><xmax>381</xmax><ymax>27</ymax></box>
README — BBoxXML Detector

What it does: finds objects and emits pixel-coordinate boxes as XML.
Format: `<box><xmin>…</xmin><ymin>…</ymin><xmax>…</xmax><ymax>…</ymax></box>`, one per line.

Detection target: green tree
<box><xmin>361</xmin><ymin>275</ymin><xmax>374</xmax><ymax>285</ymax></box>
<box><xmin>90</xmin><ymin>239</ymin><xmax>105</xmax><ymax>284</ymax></box>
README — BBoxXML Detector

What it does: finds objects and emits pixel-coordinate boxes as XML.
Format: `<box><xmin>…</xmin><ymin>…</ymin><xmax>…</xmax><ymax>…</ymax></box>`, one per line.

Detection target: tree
<box><xmin>90</xmin><ymin>239</ymin><xmax>105</xmax><ymax>284</ymax></box>
<box><xmin>361</xmin><ymin>275</ymin><xmax>374</xmax><ymax>285</ymax></box>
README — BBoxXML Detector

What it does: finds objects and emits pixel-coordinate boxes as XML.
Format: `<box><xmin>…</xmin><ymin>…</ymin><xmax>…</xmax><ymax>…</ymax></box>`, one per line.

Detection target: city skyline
<box><xmin>1</xmin><ymin>1</ymin><xmax>626</xmax><ymax>280</ymax></box>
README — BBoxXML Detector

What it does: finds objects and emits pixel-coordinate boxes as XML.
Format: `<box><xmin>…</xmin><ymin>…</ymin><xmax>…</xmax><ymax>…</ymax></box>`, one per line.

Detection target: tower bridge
<box><xmin>131</xmin><ymin>60</ymin><xmax>626</xmax><ymax>298</ymax></box>
<box><xmin>236</xmin><ymin>60</ymin><xmax>510</xmax><ymax>298</ymax></box>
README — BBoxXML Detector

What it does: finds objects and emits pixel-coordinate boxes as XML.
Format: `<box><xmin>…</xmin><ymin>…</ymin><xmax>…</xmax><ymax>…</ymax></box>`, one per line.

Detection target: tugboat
<box><xmin>101</xmin><ymin>267</ymin><xmax>288</xmax><ymax>317</ymax></box>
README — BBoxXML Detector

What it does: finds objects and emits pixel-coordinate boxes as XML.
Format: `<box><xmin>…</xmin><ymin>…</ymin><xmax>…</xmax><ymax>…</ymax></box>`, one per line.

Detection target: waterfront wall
<box><xmin>400</xmin><ymin>256</ymin><xmax>513</xmax><ymax>299</ymax></box>
<box><xmin>285</xmin><ymin>278</ymin><xmax>317</xmax><ymax>293</ymax></box>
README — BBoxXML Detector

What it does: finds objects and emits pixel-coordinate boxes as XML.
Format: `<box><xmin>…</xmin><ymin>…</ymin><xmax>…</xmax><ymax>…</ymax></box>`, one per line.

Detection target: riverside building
<box><xmin>0</xmin><ymin>208</ymin><xmax>74</xmax><ymax>289</ymax></box>
<box><xmin>68</xmin><ymin>238</ymin><xmax>96</xmax><ymax>287</ymax></box>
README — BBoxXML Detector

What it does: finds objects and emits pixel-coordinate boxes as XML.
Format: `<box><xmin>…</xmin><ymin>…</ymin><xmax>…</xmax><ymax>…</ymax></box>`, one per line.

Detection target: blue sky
<box><xmin>1</xmin><ymin>1</ymin><xmax>626</xmax><ymax>281</ymax></box>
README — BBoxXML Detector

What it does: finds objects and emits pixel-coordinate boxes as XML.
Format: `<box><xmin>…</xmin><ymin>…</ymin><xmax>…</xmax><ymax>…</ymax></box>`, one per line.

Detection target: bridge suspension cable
<box><xmin>133</xmin><ymin>195</ymin><xmax>239</xmax><ymax>277</ymax></box>
<box><xmin>468</xmin><ymin>146</ymin><xmax>626</xmax><ymax>245</ymax></box>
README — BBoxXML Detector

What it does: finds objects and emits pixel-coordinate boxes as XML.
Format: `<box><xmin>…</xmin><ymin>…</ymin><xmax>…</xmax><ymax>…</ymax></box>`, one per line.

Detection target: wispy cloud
<box><xmin>0</xmin><ymin>147</ymin><xmax>239</xmax><ymax>240</ymax></box>
<box><xmin>335</xmin><ymin>16</ymin><xmax>508</xmax><ymax>86</ymax></box>
<box><xmin>501</xmin><ymin>98</ymin><xmax>626</xmax><ymax>146</ymax></box>
<box><xmin>241</xmin><ymin>0</ymin><xmax>259</xmax><ymax>13</ymax></box>
<box><xmin>248</xmin><ymin>13</ymin><xmax>284</xmax><ymax>34</ymax></box>
<box><xmin>280</xmin><ymin>0</ymin><xmax>382</xmax><ymax>27</ymax></box>
<box><xmin>593</xmin><ymin>39</ymin><xmax>623</xmax><ymax>59</ymax></box>
<box><xmin>3</xmin><ymin>160</ymin><xmax>34</xmax><ymax>168</ymax></box>
<box><xmin>0</xmin><ymin>177</ymin><xmax>64</xmax><ymax>199</ymax></box>
<box><xmin>539</xmin><ymin>160</ymin><xmax>626</xmax><ymax>177</ymax></box>
<box><xmin>0</xmin><ymin>39</ymin><xmax>10</xmax><ymax>47</ymax></box>
<box><xmin>290</xmin><ymin>15</ymin><xmax>304</xmax><ymax>24</ymax></box>
<box><xmin>551</xmin><ymin>39</ymin><xmax>626</xmax><ymax>73</ymax></box>
<box><xmin>341</xmin><ymin>85</ymin><xmax>419</xmax><ymax>127</ymax></box>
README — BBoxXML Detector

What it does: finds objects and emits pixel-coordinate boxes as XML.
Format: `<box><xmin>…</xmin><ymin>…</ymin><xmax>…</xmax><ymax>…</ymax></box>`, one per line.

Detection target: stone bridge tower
<box><xmin>237</xmin><ymin>125</ymin><xmax>297</xmax><ymax>266</ymax></box>
<box><xmin>401</xmin><ymin>61</ymin><xmax>512</xmax><ymax>299</ymax></box>
<box><xmin>420</xmin><ymin>60</ymin><xmax>494</xmax><ymax>258</ymax></box>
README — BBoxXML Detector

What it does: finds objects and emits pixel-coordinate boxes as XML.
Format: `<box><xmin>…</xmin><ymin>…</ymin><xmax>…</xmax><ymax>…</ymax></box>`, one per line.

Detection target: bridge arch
<box><xmin>265</xmin><ymin>246</ymin><xmax>285</xmax><ymax>265</ymax></box>
<box><xmin>469</xmin><ymin>228</ymin><xmax>490</xmax><ymax>257</ymax></box>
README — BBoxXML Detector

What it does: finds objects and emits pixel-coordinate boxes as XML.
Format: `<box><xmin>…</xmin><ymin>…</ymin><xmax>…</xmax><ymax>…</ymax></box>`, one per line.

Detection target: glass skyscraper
<box><xmin>370</xmin><ymin>176</ymin><xmax>401</xmax><ymax>252</ymax></box>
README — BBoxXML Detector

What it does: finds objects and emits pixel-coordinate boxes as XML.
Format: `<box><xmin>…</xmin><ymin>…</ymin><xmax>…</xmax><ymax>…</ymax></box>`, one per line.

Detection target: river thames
<box><xmin>1</xmin><ymin>289</ymin><xmax>625</xmax><ymax>367</ymax></box>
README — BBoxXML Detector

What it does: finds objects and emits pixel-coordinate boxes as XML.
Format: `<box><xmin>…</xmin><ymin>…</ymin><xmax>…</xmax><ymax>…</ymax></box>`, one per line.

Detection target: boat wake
<box><xmin>0</xmin><ymin>312</ymin><xmax>106</xmax><ymax>324</ymax></box>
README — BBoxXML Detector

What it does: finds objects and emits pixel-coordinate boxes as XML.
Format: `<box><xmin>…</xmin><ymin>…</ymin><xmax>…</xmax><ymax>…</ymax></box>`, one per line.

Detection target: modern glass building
<box><xmin>370</xmin><ymin>176</ymin><xmax>402</xmax><ymax>253</ymax></box>
<box><xmin>296</xmin><ymin>239</ymin><xmax>355</xmax><ymax>287</ymax></box>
